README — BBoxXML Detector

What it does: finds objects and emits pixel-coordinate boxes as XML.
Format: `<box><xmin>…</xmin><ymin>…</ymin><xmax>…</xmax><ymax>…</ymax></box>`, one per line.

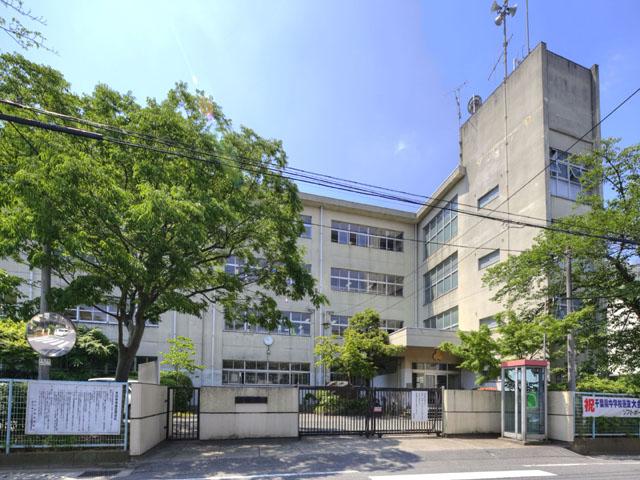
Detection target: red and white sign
<box><xmin>582</xmin><ymin>396</ymin><xmax>640</xmax><ymax>418</ymax></box>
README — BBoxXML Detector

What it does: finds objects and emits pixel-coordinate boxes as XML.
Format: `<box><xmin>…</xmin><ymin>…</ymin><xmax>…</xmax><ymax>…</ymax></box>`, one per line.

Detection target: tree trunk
<box><xmin>114</xmin><ymin>346</ymin><xmax>136</xmax><ymax>382</ymax></box>
<box><xmin>114</xmin><ymin>307</ymin><xmax>148</xmax><ymax>382</ymax></box>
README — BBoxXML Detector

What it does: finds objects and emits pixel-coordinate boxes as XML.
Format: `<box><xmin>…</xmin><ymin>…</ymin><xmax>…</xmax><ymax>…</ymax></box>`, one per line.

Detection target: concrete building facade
<box><xmin>1</xmin><ymin>43</ymin><xmax>601</xmax><ymax>388</ymax></box>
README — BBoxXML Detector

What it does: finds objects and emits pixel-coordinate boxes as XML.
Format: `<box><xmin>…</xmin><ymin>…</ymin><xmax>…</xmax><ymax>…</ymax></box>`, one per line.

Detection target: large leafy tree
<box><xmin>315</xmin><ymin>308</ymin><xmax>404</xmax><ymax>385</ymax></box>
<box><xmin>482</xmin><ymin>139</ymin><xmax>640</xmax><ymax>376</ymax></box>
<box><xmin>0</xmin><ymin>318</ymin><xmax>117</xmax><ymax>379</ymax></box>
<box><xmin>0</xmin><ymin>54</ymin><xmax>325</xmax><ymax>380</ymax></box>
<box><xmin>440</xmin><ymin>311</ymin><xmax>581</xmax><ymax>385</ymax></box>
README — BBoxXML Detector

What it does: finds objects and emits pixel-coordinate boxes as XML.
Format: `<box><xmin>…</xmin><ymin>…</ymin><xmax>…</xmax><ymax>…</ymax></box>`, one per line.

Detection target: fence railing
<box><xmin>574</xmin><ymin>391</ymin><xmax>640</xmax><ymax>438</ymax></box>
<box><xmin>1</xmin><ymin>379</ymin><xmax>129</xmax><ymax>454</ymax></box>
<box><xmin>298</xmin><ymin>386</ymin><xmax>442</xmax><ymax>437</ymax></box>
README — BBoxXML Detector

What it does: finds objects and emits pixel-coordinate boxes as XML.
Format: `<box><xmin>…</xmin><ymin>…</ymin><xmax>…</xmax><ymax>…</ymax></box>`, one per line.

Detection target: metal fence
<box><xmin>166</xmin><ymin>387</ymin><xmax>200</xmax><ymax>440</ymax></box>
<box><xmin>298</xmin><ymin>386</ymin><xmax>442</xmax><ymax>437</ymax></box>
<box><xmin>575</xmin><ymin>391</ymin><xmax>640</xmax><ymax>438</ymax></box>
<box><xmin>0</xmin><ymin>379</ymin><xmax>129</xmax><ymax>453</ymax></box>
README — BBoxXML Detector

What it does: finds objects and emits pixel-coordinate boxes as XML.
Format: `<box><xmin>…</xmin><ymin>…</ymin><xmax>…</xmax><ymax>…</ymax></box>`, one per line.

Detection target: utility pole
<box><xmin>38</xmin><ymin>243</ymin><xmax>51</xmax><ymax>380</ymax></box>
<box><xmin>565</xmin><ymin>248</ymin><xmax>576</xmax><ymax>391</ymax></box>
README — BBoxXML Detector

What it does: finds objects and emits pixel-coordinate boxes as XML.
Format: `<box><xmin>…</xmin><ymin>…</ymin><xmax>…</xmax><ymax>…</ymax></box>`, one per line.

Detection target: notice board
<box><xmin>25</xmin><ymin>381</ymin><xmax>123</xmax><ymax>435</ymax></box>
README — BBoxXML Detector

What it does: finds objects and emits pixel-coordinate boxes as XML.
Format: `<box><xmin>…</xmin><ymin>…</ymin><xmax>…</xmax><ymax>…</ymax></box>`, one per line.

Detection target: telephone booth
<box><xmin>501</xmin><ymin>359</ymin><xmax>547</xmax><ymax>442</ymax></box>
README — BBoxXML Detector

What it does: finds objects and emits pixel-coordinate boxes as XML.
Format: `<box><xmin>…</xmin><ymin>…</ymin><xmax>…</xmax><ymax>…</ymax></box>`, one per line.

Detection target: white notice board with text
<box><xmin>411</xmin><ymin>390</ymin><xmax>429</xmax><ymax>422</ymax></box>
<box><xmin>25</xmin><ymin>381</ymin><xmax>123</xmax><ymax>435</ymax></box>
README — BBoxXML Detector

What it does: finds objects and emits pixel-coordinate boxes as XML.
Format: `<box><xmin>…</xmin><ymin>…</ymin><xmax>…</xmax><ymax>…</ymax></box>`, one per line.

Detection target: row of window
<box><xmin>330</xmin><ymin>268</ymin><xmax>403</xmax><ymax>297</ymax></box>
<box><xmin>330</xmin><ymin>221</ymin><xmax>404</xmax><ymax>252</ymax></box>
<box><xmin>222</xmin><ymin>360</ymin><xmax>311</xmax><ymax>385</ymax></box>
<box><xmin>424</xmin><ymin>306</ymin><xmax>459</xmax><ymax>330</ymax></box>
<box><xmin>224</xmin><ymin>311</ymin><xmax>311</xmax><ymax>336</ymax></box>
<box><xmin>424</xmin><ymin>253</ymin><xmax>458</xmax><ymax>303</ymax></box>
<box><xmin>423</xmin><ymin>196</ymin><xmax>458</xmax><ymax>258</ymax></box>
<box><xmin>329</xmin><ymin>314</ymin><xmax>403</xmax><ymax>336</ymax></box>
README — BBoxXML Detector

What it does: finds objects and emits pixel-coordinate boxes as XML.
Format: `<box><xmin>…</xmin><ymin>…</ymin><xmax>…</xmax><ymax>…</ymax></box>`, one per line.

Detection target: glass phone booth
<box><xmin>501</xmin><ymin>359</ymin><xmax>547</xmax><ymax>442</ymax></box>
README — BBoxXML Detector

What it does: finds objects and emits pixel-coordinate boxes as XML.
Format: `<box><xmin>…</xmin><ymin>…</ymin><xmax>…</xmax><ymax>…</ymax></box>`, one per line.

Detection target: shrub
<box><xmin>160</xmin><ymin>370</ymin><xmax>194</xmax><ymax>411</ymax></box>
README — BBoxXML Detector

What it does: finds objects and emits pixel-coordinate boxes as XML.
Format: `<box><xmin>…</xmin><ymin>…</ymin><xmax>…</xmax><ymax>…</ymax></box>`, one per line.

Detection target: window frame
<box><xmin>424</xmin><ymin>306</ymin><xmax>459</xmax><ymax>331</ymax></box>
<box><xmin>423</xmin><ymin>252</ymin><xmax>458</xmax><ymax>304</ymax></box>
<box><xmin>478</xmin><ymin>185</ymin><xmax>499</xmax><ymax>208</ymax></box>
<box><xmin>423</xmin><ymin>196</ymin><xmax>458</xmax><ymax>259</ymax></box>
<box><xmin>478</xmin><ymin>249</ymin><xmax>500</xmax><ymax>270</ymax></box>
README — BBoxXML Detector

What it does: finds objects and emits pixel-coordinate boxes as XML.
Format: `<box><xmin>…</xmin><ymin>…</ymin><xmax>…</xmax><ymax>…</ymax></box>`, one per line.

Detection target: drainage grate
<box><xmin>77</xmin><ymin>470</ymin><xmax>121</xmax><ymax>478</ymax></box>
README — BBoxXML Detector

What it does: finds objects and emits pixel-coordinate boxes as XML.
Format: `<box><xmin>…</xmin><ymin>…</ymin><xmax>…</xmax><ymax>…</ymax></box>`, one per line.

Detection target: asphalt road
<box><xmin>4</xmin><ymin>436</ymin><xmax>640</xmax><ymax>480</ymax></box>
<box><xmin>27</xmin><ymin>334</ymin><xmax>75</xmax><ymax>357</ymax></box>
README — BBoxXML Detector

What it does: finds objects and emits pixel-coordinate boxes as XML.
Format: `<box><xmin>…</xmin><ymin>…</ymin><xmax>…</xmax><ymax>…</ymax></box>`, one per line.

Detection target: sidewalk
<box><xmin>3</xmin><ymin>436</ymin><xmax>582</xmax><ymax>480</ymax></box>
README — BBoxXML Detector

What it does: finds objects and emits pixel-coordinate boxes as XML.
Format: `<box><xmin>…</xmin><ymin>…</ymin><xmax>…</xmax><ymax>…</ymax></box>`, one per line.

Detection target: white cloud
<box><xmin>394</xmin><ymin>140</ymin><xmax>408</xmax><ymax>154</ymax></box>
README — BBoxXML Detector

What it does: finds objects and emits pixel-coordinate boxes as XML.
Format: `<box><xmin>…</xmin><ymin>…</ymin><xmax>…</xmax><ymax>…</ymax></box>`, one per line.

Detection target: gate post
<box><xmin>165</xmin><ymin>387</ymin><xmax>171</xmax><ymax>440</ymax></box>
<box><xmin>5</xmin><ymin>380</ymin><xmax>13</xmax><ymax>455</ymax></box>
<box><xmin>123</xmin><ymin>383</ymin><xmax>129</xmax><ymax>451</ymax></box>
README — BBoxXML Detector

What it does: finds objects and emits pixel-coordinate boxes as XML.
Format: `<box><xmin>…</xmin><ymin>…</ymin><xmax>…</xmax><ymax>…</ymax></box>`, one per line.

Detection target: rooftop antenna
<box><xmin>525</xmin><ymin>0</ymin><xmax>531</xmax><ymax>54</ymax></box>
<box><xmin>492</xmin><ymin>0</ymin><xmax>517</xmax><ymax>80</ymax></box>
<box><xmin>447</xmin><ymin>81</ymin><xmax>468</xmax><ymax>127</ymax></box>
<box><xmin>447</xmin><ymin>80</ymin><xmax>468</xmax><ymax>164</ymax></box>
<box><xmin>491</xmin><ymin>0</ymin><xmax>517</xmax><ymax>259</ymax></box>
<box><xmin>487</xmin><ymin>34</ymin><xmax>512</xmax><ymax>81</ymax></box>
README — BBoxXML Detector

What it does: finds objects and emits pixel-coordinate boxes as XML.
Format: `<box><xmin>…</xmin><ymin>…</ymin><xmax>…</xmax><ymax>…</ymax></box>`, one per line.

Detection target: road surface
<box><xmin>27</xmin><ymin>334</ymin><xmax>75</xmax><ymax>357</ymax></box>
<box><xmin>3</xmin><ymin>436</ymin><xmax>640</xmax><ymax>479</ymax></box>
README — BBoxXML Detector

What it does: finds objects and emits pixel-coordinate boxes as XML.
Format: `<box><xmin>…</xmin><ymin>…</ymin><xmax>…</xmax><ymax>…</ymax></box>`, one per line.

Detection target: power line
<box><xmin>480</xmin><ymin>86</ymin><xmax>640</xmax><ymax>226</ymax></box>
<box><xmin>0</xmin><ymin>98</ymin><xmax>586</xmax><ymax>226</ymax></box>
<box><xmin>0</xmin><ymin>107</ymin><xmax>637</xmax><ymax>246</ymax></box>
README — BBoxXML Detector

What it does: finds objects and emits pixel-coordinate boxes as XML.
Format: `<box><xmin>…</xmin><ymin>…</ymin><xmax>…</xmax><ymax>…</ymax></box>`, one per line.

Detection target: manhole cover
<box><xmin>77</xmin><ymin>470</ymin><xmax>121</xmax><ymax>478</ymax></box>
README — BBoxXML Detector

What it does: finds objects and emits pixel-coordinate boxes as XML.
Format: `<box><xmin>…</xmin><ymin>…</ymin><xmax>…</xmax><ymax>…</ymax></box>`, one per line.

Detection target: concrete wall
<box><xmin>442</xmin><ymin>390</ymin><xmax>501</xmax><ymax>435</ymax></box>
<box><xmin>129</xmin><ymin>383</ymin><xmax>168</xmax><ymax>456</ymax></box>
<box><xmin>548</xmin><ymin>391</ymin><xmax>574</xmax><ymax>442</ymax></box>
<box><xmin>199</xmin><ymin>386</ymin><xmax>298</xmax><ymax>439</ymax></box>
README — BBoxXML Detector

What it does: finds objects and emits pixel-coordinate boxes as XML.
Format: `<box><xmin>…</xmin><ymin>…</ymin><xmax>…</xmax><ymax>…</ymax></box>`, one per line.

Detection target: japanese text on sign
<box><xmin>582</xmin><ymin>396</ymin><xmax>640</xmax><ymax>418</ymax></box>
<box><xmin>25</xmin><ymin>381</ymin><xmax>123</xmax><ymax>435</ymax></box>
<box><xmin>411</xmin><ymin>390</ymin><xmax>429</xmax><ymax>422</ymax></box>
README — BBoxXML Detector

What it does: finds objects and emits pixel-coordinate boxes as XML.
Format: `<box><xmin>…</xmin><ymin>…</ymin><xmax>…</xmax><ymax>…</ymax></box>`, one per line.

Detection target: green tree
<box><xmin>51</xmin><ymin>326</ymin><xmax>118</xmax><ymax>380</ymax></box>
<box><xmin>0</xmin><ymin>319</ymin><xmax>117</xmax><ymax>379</ymax></box>
<box><xmin>440</xmin><ymin>311</ymin><xmax>581</xmax><ymax>385</ymax></box>
<box><xmin>0</xmin><ymin>53</ymin><xmax>326</xmax><ymax>381</ymax></box>
<box><xmin>0</xmin><ymin>318</ymin><xmax>37</xmax><ymax>375</ymax></box>
<box><xmin>315</xmin><ymin>308</ymin><xmax>404</xmax><ymax>385</ymax></box>
<box><xmin>160</xmin><ymin>336</ymin><xmax>204</xmax><ymax>374</ymax></box>
<box><xmin>483</xmin><ymin>139</ymin><xmax>640</xmax><ymax>376</ymax></box>
<box><xmin>0</xmin><ymin>0</ymin><xmax>52</xmax><ymax>51</ymax></box>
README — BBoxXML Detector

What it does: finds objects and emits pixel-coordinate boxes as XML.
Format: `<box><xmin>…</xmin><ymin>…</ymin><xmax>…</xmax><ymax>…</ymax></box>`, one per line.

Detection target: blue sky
<box><xmin>4</xmin><ymin>0</ymin><xmax>640</xmax><ymax>211</ymax></box>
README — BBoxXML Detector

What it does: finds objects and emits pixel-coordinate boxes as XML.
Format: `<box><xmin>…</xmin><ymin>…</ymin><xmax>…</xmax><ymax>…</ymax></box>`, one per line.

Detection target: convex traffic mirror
<box><xmin>26</xmin><ymin>312</ymin><xmax>77</xmax><ymax>358</ymax></box>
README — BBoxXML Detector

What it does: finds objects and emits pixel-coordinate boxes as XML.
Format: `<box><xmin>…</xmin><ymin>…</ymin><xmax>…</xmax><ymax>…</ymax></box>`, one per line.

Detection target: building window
<box><xmin>65</xmin><ymin>304</ymin><xmax>118</xmax><ymax>324</ymax></box>
<box><xmin>424</xmin><ymin>252</ymin><xmax>458</xmax><ymax>303</ymax></box>
<box><xmin>300</xmin><ymin>215</ymin><xmax>312</xmax><ymax>239</ymax></box>
<box><xmin>330</xmin><ymin>315</ymin><xmax>350</xmax><ymax>336</ymax></box>
<box><xmin>555</xmin><ymin>297</ymin><xmax>582</xmax><ymax>319</ymax></box>
<box><xmin>423</xmin><ymin>196</ymin><xmax>458</xmax><ymax>258</ymax></box>
<box><xmin>479</xmin><ymin>316</ymin><xmax>498</xmax><ymax>329</ymax></box>
<box><xmin>380</xmin><ymin>319</ymin><xmax>404</xmax><ymax>334</ymax></box>
<box><xmin>424</xmin><ymin>306</ymin><xmax>458</xmax><ymax>330</ymax></box>
<box><xmin>478</xmin><ymin>185</ymin><xmax>499</xmax><ymax>208</ymax></box>
<box><xmin>478</xmin><ymin>249</ymin><xmax>500</xmax><ymax>270</ymax></box>
<box><xmin>329</xmin><ymin>315</ymin><xmax>401</xmax><ymax>336</ymax></box>
<box><xmin>330</xmin><ymin>268</ymin><xmax>403</xmax><ymax>297</ymax></box>
<box><xmin>224</xmin><ymin>256</ymin><xmax>266</xmax><ymax>282</ymax></box>
<box><xmin>224</xmin><ymin>310</ymin><xmax>311</xmax><ymax>337</ymax></box>
<box><xmin>550</xmin><ymin>148</ymin><xmax>586</xmax><ymax>200</ymax></box>
<box><xmin>330</xmin><ymin>221</ymin><xmax>403</xmax><ymax>252</ymax></box>
<box><xmin>222</xmin><ymin>360</ymin><xmax>310</xmax><ymax>385</ymax></box>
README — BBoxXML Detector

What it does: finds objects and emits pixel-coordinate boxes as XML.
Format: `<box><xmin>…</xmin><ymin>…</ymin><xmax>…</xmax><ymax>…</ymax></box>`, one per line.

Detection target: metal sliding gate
<box><xmin>298</xmin><ymin>386</ymin><xmax>442</xmax><ymax>437</ymax></box>
<box><xmin>166</xmin><ymin>387</ymin><xmax>200</xmax><ymax>440</ymax></box>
